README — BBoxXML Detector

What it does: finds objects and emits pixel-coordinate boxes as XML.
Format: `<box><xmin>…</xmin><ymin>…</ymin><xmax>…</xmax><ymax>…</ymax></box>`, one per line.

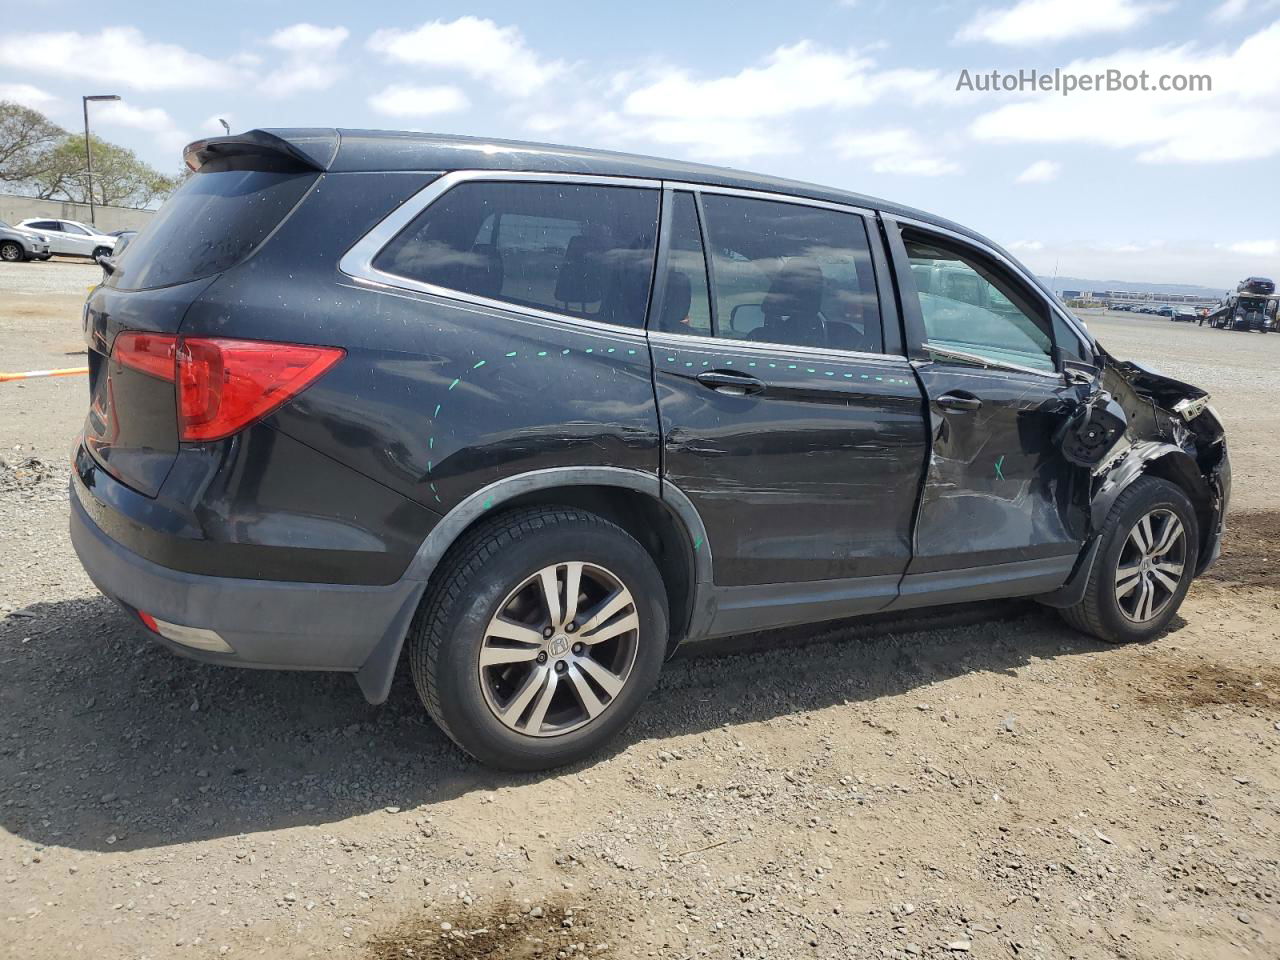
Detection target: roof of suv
<box><xmin>255</xmin><ymin>127</ymin><xmax>989</xmax><ymax>247</ymax></box>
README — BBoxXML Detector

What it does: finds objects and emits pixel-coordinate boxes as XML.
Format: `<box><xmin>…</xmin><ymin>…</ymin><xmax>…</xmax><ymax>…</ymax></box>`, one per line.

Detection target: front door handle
<box><xmin>936</xmin><ymin>392</ymin><xmax>983</xmax><ymax>412</ymax></box>
<box><xmin>696</xmin><ymin>370</ymin><xmax>765</xmax><ymax>396</ymax></box>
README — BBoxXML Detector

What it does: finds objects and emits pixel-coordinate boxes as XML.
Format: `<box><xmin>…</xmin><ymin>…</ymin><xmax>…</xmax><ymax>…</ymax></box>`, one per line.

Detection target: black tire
<box><xmin>0</xmin><ymin>241</ymin><xmax>22</xmax><ymax>262</ymax></box>
<box><xmin>92</xmin><ymin>245</ymin><xmax>112</xmax><ymax>260</ymax></box>
<box><xmin>1060</xmin><ymin>476</ymin><xmax>1198</xmax><ymax>644</ymax></box>
<box><xmin>408</xmin><ymin>506</ymin><xmax>668</xmax><ymax>771</ymax></box>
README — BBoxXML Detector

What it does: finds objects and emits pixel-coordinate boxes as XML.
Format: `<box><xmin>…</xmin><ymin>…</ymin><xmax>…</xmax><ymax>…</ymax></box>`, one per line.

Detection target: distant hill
<box><xmin>1040</xmin><ymin>276</ymin><xmax>1228</xmax><ymax>300</ymax></box>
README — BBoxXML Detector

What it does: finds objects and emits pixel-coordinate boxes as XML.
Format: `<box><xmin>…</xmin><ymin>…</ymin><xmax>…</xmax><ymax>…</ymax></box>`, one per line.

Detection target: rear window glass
<box><xmin>372</xmin><ymin>181</ymin><xmax>660</xmax><ymax>328</ymax></box>
<box><xmin>111</xmin><ymin>167</ymin><xmax>317</xmax><ymax>291</ymax></box>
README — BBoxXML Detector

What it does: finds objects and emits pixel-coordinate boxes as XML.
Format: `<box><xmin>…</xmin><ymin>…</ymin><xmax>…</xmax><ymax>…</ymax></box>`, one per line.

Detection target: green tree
<box><xmin>28</xmin><ymin>134</ymin><xmax>180</xmax><ymax>209</ymax></box>
<box><xmin>0</xmin><ymin>100</ymin><xmax>65</xmax><ymax>186</ymax></box>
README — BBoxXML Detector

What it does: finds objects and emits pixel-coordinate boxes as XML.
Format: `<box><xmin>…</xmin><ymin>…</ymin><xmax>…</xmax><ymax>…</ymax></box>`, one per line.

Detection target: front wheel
<box><xmin>1060</xmin><ymin>476</ymin><xmax>1198</xmax><ymax>643</ymax></box>
<box><xmin>0</xmin><ymin>241</ymin><xmax>22</xmax><ymax>262</ymax></box>
<box><xmin>409</xmin><ymin>506</ymin><xmax>668</xmax><ymax>771</ymax></box>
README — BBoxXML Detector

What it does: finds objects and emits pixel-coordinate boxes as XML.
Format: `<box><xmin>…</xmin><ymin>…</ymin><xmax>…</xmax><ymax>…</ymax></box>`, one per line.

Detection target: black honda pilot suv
<box><xmin>72</xmin><ymin>129</ymin><xmax>1230</xmax><ymax>770</ymax></box>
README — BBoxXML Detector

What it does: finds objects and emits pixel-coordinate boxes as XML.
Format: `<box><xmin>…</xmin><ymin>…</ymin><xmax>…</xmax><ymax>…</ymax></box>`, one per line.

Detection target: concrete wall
<box><xmin>0</xmin><ymin>194</ymin><xmax>154</xmax><ymax>233</ymax></box>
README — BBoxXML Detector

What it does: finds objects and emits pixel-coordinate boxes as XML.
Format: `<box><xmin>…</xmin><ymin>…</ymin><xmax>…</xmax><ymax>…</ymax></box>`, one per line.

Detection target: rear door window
<box><xmin>373</xmin><ymin>181</ymin><xmax>660</xmax><ymax>329</ymax></box>
<box><xmin>111</xmin><ymin>166</ymin><xmax>318</xmax><ymax>291</ymax></box>
<box><xmin>698</xmin><ymin>194</ymin><xmax>883</xmax><ymax>353</ymax></box>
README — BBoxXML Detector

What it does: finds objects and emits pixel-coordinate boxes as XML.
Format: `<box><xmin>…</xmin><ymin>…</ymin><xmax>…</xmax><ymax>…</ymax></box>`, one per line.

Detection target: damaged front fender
<box><xmin>1038</xmin><ymin>351</ymin><xmax>1229</xmax><ymax>607</ymax></box>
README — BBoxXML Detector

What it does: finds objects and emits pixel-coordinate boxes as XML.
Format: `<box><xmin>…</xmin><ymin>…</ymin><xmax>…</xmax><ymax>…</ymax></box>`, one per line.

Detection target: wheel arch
<box><xmin>356</xmin><ymin>467</ymin><xmax>714</xmax><ymax>705</ymax></box>
<box><xmin>1093</xmin><ymin>444</ymin><xmax>1215</xmax><ymax>564</ymax></box>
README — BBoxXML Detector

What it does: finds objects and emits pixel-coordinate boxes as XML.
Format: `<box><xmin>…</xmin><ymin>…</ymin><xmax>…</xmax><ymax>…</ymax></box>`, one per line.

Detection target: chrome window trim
<box><xmin>664</xmin><ymin>181</ymin><xmax>877</xmax><ymax>219</ymax></box>
<box><xmin>649</xmin><ymin>328</ymin><xmax>907</xmax><ymax>367</ymax></box>
<box><xmin>917</xmin><ymin>343</ymin><xmax>1062</xmax><ymax>380</ymax></box>
<box><xmin>338</xmin><ymin>169</ymin><xmax>663</xmax><ymax>333</ymax></box>
<box><xmin>891</xmin><ymin>213</ymin><xmax>1095</xmax><ymax>351</ymax></box>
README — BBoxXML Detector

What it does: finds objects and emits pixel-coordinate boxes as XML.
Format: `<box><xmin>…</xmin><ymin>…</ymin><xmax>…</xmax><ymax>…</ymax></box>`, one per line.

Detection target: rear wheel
<box><xmin>1060</xmin><ymin>476</ymin><xmax>1198</xmax><ymax>643</ymax></box>
<box><xmin>408</xmin><ymin>506</ymin><xmax>668</xmax><ymax>771</ymax></box>
<box><xmin>0</xmin><ymin>241</ymin><xmax>22</xmax><ymax>262</ymax></box>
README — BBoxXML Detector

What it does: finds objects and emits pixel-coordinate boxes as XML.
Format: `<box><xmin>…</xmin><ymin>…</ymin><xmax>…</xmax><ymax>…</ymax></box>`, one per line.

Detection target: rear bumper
<box><xmin>70</xmin><ymin>482</ymin><xmax>426</xmax><ymax>701</ymax></box>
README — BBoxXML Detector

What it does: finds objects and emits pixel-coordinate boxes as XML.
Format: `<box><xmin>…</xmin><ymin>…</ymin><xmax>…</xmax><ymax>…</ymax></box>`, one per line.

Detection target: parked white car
<box><xmin>17</xmin><ymin>218</ymin><xmax>118</xmax><ymax>259</ymax></box>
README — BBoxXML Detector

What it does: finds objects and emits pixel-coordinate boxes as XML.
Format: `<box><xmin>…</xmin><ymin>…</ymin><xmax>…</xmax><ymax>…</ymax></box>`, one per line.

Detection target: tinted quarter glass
<box><xmin>374</xmin><ymin>181</ymin><xmax>660</xmax><ymax>329</ymax></box>
<box><xmin>656</xmin><ymin>192</ymin><xmax>713</xmax><ymax>335</ymax></box>
<box><xmin>904</xmin><ymin>234</ymin><xmax>1054</xmax><ymax>372</ymax></box>
<box><xmin>699</xmin><ymin>194</ymin><xmax>882</xmax><ymax>353</ymax></box>
<box><xmin>112</xmin><ymin>167</ymin><xmax>318</xmax><ymax>291</ymax></box>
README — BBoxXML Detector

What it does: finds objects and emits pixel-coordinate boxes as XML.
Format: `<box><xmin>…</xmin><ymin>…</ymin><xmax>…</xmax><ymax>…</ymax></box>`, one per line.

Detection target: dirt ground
<box><xmin>1</xmin><ymin>263</ymin><xmax>1278</xmax><ymax>960</ymax></box>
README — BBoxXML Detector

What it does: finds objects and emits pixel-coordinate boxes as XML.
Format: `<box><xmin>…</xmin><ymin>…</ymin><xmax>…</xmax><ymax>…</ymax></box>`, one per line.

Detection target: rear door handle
<box><xmin>696</xmin><ymin>370</ymin><xmax>765</xmax><ymax>396</ymax></box>
<box><xmin>936</xmin><ymin>392</ymin><xmax>983</xmax><ymax>412</ymax></box>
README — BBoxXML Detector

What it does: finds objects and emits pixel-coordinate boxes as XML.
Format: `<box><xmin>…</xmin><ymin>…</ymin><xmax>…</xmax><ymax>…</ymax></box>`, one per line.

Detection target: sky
<box><xmin>1</xmin><ymin>0</ymin><xmax>1277</xmax><ymax>290</ymax></box>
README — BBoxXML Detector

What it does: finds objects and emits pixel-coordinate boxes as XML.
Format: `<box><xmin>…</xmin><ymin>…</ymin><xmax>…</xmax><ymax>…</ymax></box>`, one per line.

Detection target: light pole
<box><xmin>82</xmin><ymin>94</ymin><xmax>121</xmax><ymax>226</ymax></box>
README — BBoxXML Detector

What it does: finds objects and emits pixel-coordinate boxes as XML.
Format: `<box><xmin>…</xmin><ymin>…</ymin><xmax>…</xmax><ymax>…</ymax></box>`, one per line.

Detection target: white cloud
<box><xmin>268</xmin><ymin>24</ymin><xmax>349</xmax><ymax>54</ymax></box>
<box><xmin>1209</xmin><ymin>0</ymin><xmax>1250</xmax><ymax>21</ymax></box>
<box><xmin>957</xmin><ymin>0</ymin><xmax>1170</xmax><ymax>46</ymax></box>
<box><xmin>836</xmin><ymin>128</ymin><xmax>961</xmax><ymax>176</ymax></box>
<box><xmin>95</xmin><ymin>100</ymin><xmax>191</xmax><ymax>156</ymax></box>
<box><xmin>0</xmin><ymin>83</ymin><xmax>58</xmax><ymax>110</ymax></box>
<box><xmin>1007</xmin><ymin>239</ymin><xmax>1045</xmax><ymax>251</ymax></box>
<box><xmin>368</xmin><ymin>84</ymin><xmax>470</xmax><ymax>118</ymax></box>
<box><xmin>624</xmin><ymin>43</ymin><xmax>940</xmax><ymax>121</ymax></box>
<box><xmin>0</xmin><ymin>27</ymin><xmax>242</xmax><ymax>91</ymax></box>
<box><xmin>613</xmin><ymin>42</ymin><xmax>942</xmax><ymax>160</ymax></box>
<box><xmin>970</xmin><ymin>23</ymin><xmax>1280</xmax><ymax>164</ymax></box>
<box><xmin>261</xmin><ymin>23</ymin><xmax>348</xmax><ymax>97</ymax></box>
<box><xmin>263</xmin><ymin>63</ymin><xmax>340</xmax><ymax>97</ymax></box>
<box><xmin>368</xmin><ymin>17</ymin><xmax>564</xmax><ymax>96</ymax></box>
<box><xmin>1229</xmin><ymin>239</ymin><xmax>1279</xmax><ymax>255</ymax></box>
<box><xmin>1004</xmin><ymin>237</ymin><xmax>1276</xmax><ymax>289</ymax></box>
<box><xmin>1017</xmin><ymin>159</ymin><xmax>1061</xmax><ymax>182</ymax></box>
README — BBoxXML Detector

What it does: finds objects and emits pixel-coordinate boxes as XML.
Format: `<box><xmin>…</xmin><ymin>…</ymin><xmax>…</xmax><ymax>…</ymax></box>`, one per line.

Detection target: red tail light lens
<box><xmin>177</xmin><ymin>338</ymin><xmax>344</xmax><ymax>442</ymax></box>
<box><xmin>114</xmin><ymin>331</ymin><xmax>177</xmax><ymax>380</ymax></box>
<box><xmin>111</xmin><ymin>333</ymin><xmax>344</xmax><ymax>442</ymax></box>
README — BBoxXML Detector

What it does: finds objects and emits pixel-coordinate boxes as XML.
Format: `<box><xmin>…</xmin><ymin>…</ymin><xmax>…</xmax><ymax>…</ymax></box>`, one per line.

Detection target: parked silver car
<box><xmin>17</xmin><ymin>218</ymin><xmax>117</xmax><ymax>259</ymax></box>
<box><xmin>0</xmin><ymin>220</ymin><xmax>52</xmax><ymax>262</ymax></box>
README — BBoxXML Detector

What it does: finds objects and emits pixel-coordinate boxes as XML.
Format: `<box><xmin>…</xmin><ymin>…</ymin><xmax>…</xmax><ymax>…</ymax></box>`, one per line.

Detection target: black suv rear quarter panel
<box><xmin>179</xmin><ymin>171</ymin><xmax>662</xmax><ymax>516</ymax></box>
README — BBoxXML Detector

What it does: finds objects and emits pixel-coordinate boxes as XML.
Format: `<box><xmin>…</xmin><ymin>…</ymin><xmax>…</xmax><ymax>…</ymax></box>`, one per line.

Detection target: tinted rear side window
<box><xmin>372</xmin><ymin>181</ymin><xmax>660</xmax><ymax>328</ymax></box>
<box><xmin>112</xmin><ymin>167</ymin><xmax>317</xmax><ymax>291</ymax></box>
<box><xmin>699</xmin><ymin>194</ymin><xmax>883</xmax><ymax>353</ymax></box>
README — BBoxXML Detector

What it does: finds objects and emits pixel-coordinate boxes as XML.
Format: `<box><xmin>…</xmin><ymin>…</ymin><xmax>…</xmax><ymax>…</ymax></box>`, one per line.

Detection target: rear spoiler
<box><xmin>183</xmin><ymin>129</ymin><xmax>336</xmax><ymax>173</ymax></box>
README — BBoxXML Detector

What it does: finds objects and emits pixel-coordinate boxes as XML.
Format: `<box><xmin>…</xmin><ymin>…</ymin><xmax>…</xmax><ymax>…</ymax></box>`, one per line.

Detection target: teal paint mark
<box><xmin>701</xmin><ymin>360</ymin><xmax>710</xmax><ymax>366</ymax></box>
<box><xmin>806</xmin><ymin>368</ymin><xmax>816</xmax><ymax>374</ymax></box>
<box><xmin>788</xmin><ymin>364</ymin><xmax>798</xmax><ymax>370</ymax></box>
<box><xmin>537</xmin><ymin>351</ymin><xmax>548</xmax><ymax>357</ymax></box>
<box><xmin>843</xmin><ymin>373</ymin><xmax>854</xmax><ymax>378</ymax></box>
<box><xmin>626</xmin><ymin>349</ymin><xmax>635</xmax><ymax>355</ymax></box>
<box><xmin>667</xmin><ymin>356</ymin><xmax>676</xmax><ymax>363</ymax></box>
<box><xmin>505</xmin><ymin>351</ymin><xmax>518</xmax><ymax>357</ymax></box>
<box><xmin>692</xmin><ymin>534</ymin><xmax>703</xmax><ymax>551</ymax></box>
<box><xmin>684</xmin><ymin>361</ymin><xmax>694</xmax><ymax>367</ymax></box>
<box><xmin>562</xmin><ymin>348</ymin><xmax>570</xmax><ymax>355</ymax></box>
<box><xmin>428</xmin><ymin>437</ymin><xmax>434</xmax><ymax>449</ymax></box>
<box><xmin>447</xmin><ymin>378</ymin><xmax>460</xmax><ymax>391</ymax></box>
<box><xmin>768</xmin><ymin>363</ymin><xmax>777</xmax><ymax>369</ymax></box>
<box><xmin>482</xmin><ymin>497</ymin><xmax>494</xmax><ymax>510</ymax></box>
<box><xmin>435</xmin><ymin>495</ymin><xmax>442</xmax><ymax>504</ymax></box>
<box><xmin>994</xmin><ymin>455</ymin><xmax>1006</xmax><ymax>481</ymax></box>
<box><xmin>433</xmin><ymin>403</ymin><xmax>442</xmax><ymax>417</ymax></box>
<box><xmin>823</xmin><ymin>370</ymin><xmax>834</xmax><ymax>376</ymax></box>
<box><xmin>585</xmin><ymin>348</ymin><xmax>593</xmax><ymax>353</ymax></box>
<box><xmin>472</xmin><ymin>360</ymin><xmax>486</xmax><ymax>369</ymax></box>
<box><xmin>748</xmin><ymin>361</ymin><xmax>757</xmax><ymax>367</ymax></box>
<box><xmin>861</xmin><ymin>374</ymin><xmax>869</xmax><ymax>379</ymax></box>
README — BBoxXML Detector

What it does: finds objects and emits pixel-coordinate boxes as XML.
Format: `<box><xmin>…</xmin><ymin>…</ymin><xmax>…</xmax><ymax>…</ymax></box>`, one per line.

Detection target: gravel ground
<box><xmin>1</xmin><ymin>276</ymin><xmax>1277</xmax><ymax>959</ymax></box>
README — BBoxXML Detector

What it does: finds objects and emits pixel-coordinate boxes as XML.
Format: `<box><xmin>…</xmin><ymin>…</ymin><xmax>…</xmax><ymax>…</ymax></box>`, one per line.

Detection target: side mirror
<box><xmin>113</xmin><ymin>233</ymin><xmax>133</xmax><ymax>257</ymax></box>
<box><xmin>95</xmin><ymin>252</ymin><xmax>115</xmax><ymax>276</ymax></box>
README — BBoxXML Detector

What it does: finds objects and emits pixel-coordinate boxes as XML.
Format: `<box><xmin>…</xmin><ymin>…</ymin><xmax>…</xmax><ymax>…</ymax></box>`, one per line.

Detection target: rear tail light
<box><xmin>111</xmin><ymin>333</ymin><xmax>344</xmax><ymax>442</ymax></box>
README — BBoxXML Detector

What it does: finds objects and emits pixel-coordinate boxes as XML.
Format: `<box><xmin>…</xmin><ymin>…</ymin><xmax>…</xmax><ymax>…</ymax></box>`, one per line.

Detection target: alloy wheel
<box><xmin>1114</xmin><ymin>508</ymin><xmax>1187</xmax><ymax>623</ymax></box>
<box><xmin>478</xmin><ymin>561</ymin><xmax>640</xmax><ymax>737</ymax></box>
